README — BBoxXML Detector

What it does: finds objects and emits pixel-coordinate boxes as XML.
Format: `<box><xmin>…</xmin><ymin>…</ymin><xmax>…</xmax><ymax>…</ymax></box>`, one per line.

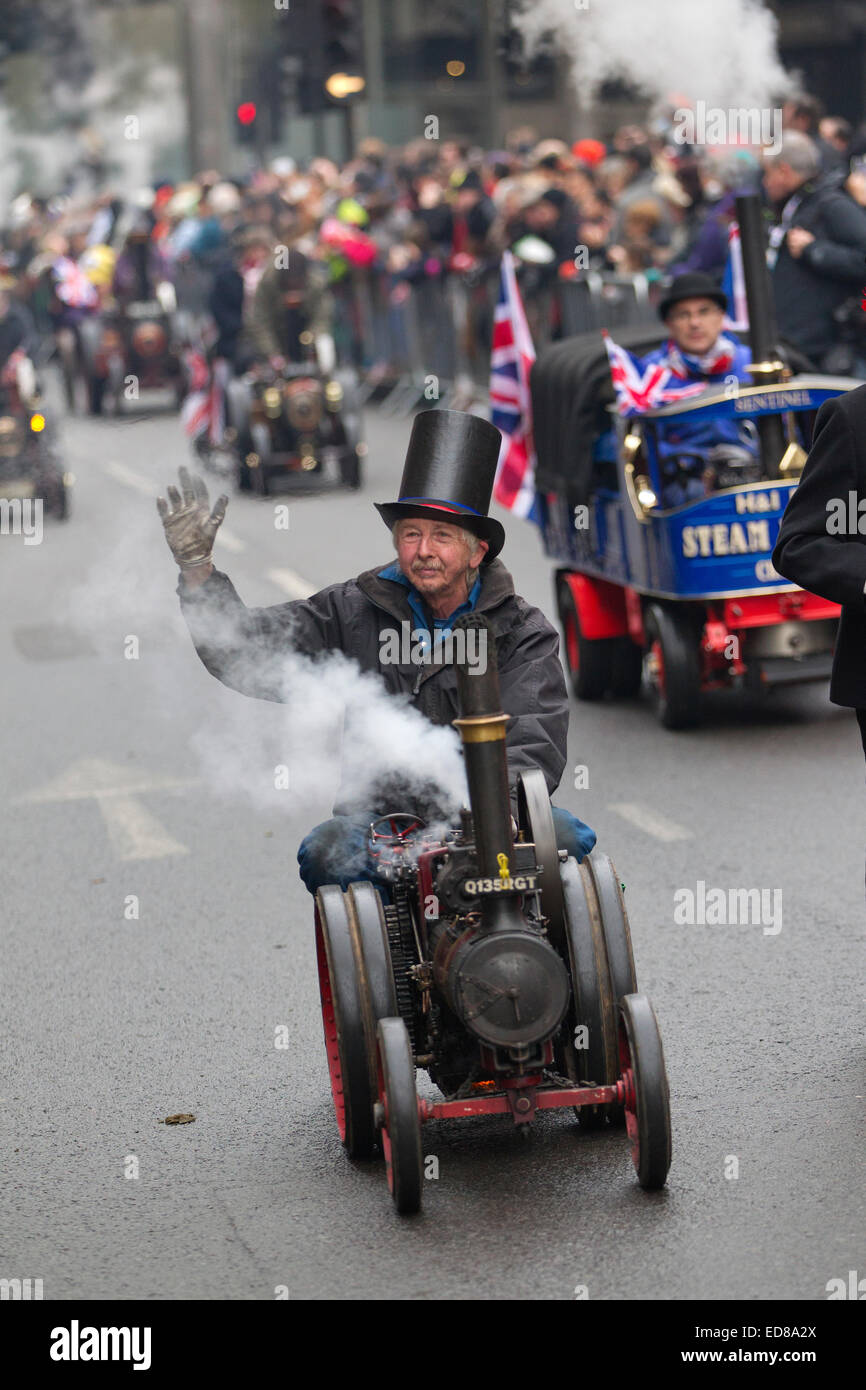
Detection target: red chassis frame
<box><xmin>418</xmin><ymin>1074</ymin><xmax>633</xmax><ymax>1126</ymax></box>
<box><xmin>560</xmin><ymin>570</ymin><xmax>839</xmax><ymax>690</ymax></box>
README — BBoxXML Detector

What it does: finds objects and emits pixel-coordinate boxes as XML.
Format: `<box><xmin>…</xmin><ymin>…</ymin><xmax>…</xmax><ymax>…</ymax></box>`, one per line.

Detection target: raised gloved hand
<box><xmin>156</xmin><ymin>465</ymin><xmax>228</xmax><ymax>570</ymax></box>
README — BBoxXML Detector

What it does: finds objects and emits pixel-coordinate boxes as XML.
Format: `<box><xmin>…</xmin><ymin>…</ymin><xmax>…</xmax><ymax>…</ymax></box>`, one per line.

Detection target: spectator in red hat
<box><xmin>572</xmin><ymin>138</ymin><xmax>606</xmax><ymax>168</ymax></box>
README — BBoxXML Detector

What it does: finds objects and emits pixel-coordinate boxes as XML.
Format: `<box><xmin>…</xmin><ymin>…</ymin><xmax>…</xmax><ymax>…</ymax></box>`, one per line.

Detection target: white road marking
<box><xmin>103</xmin><ymin>460</ymin><xmax>155</xmax><ymax>496</ymax></box>
<box><xmin>267</xmin><ymin>567</ymin><xmax>317</xmax><ymax>599</ymax></box>
<box><xmin>18</xmin><ymin>757</ymin><xmax>196</xmax><ymax>860</ymax></box>
<box><xmin>607</xmin><ymin>802</ymin><xmax>694</xmax><ymax>842</ymax></box>
<box><xmin>102</xmin><ymin>461</ymin><xmax>246</xmax><ymax>551</ymax></box>
<box><xmin>215</xmin><ymin>526</ymin><xmax>245</xmax><ymax>553</ymax></box>
<box><xmin>99</xmin><ymin>795</ymin><xmax>189</xmax><ymax>861</ymax></box>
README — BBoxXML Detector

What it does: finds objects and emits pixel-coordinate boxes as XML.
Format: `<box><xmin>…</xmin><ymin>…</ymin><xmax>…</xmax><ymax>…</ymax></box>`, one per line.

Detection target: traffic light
<box><xmin>321</xmin><ymin>0</ymin><xmax>365</xmax><ymax>103</ymax></box>
<box><xmin>235</xmin><ymin>100</ymin><xmax>258</xmax><ymax>144</ymax></box>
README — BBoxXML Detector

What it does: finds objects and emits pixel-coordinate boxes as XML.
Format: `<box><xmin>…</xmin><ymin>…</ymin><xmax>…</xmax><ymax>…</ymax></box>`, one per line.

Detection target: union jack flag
<box><xmin>602</xmin><ymin>332</ymin><xmax>708</xmax><ymax>416</ymax></box>
<box><xmin>53</xmin><ymin>256</ymin><xmax>98</xmax><ymax>309</ymax></box>
<box><xmin>490</xmin><ymin>250</ymin><xmax>539</xmax><ymax>522</ymax></box>
<box><xmin>721</xmin><ymin>221</ymin><xmax>748</xmax><ymax>332</ymax></box>
<box><xmin>181</xmin><ymin>351</ymin><xmax>228</xmax><ymax>443</ymax></box>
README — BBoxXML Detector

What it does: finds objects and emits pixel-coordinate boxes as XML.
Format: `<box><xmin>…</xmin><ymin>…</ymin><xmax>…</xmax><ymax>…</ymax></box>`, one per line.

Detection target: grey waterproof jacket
<box><xmin>177</xmin><ymin>557</ymin><xmax>569</xmax><ymax>817</ymax></box>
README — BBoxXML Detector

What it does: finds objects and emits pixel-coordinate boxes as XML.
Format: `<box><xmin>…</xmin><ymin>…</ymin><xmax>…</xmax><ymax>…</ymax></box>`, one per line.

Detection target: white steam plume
<box><xmin>61</xmin><ymin>497</ymin><xmax>469</xmax><ymax>835</ymax></box>
<box><xmin>515</xmin><ymin>0</ymin><xmax>794</xmax><ymax>113</ymax></box>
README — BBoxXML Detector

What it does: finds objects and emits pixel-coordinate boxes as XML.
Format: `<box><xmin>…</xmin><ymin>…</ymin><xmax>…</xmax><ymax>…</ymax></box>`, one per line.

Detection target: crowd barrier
<box><xmin>333</xmin><ymin>265</ymin><xmax>664</xmax><ymax>416</ymax></box>
<box><xmin>167</xmin><ymin>258</ymin><xmax>665</xmax><ymax>419</ymax></box>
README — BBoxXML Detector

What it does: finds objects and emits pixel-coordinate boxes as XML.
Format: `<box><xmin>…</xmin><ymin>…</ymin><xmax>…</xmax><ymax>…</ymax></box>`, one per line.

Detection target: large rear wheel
<box><xmin>586</xmin><ymin>852</ymin><xmax>636</xmax><ymax>1005</ymax></box>
<box><xmin>516</xmin><ymin>767</ymin><xmax>566</xmax><ymax>948</ymax></box>
<box><xmin>314</xmin><ymin>885</ymin><xmax>378</xmax><ymax>1160</ymax></box>
<box><xmin>586</xmin><ymin>851</ymin><xmax>636</xmax><ymax>1127</ymax></box>
<box><xmin>346</xmin><ymin>881</ymin><xmax>399</xmax><ymax>1085</ymax></box>
<box><xmin>559</xmin><ymin>857</ymin><xmax>619</xmax><ymax>1128</ymax></box>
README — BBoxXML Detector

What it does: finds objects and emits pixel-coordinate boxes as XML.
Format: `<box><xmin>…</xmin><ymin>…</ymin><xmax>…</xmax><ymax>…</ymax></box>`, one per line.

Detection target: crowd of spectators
<box><xmin>4</xmin><ymin>90</ymin><xmax>866</xmax><ymax>382</ymax></box>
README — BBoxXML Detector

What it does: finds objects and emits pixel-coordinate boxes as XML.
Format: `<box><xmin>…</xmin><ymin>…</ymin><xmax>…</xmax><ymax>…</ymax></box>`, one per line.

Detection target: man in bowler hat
<box><xmin>157</xmin><ymin>408</ymin><xmax>596</xmax><ymax>895</ymax></box>
<box><xmin>643</xmin><ymin>272</ymin><xmax>756</xmax><ymax>506</ymax></box>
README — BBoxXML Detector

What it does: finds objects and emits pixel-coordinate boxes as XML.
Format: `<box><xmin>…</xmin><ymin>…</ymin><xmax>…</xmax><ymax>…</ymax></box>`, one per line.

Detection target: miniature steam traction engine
<box><xmin>314</xmin><ymin>615</ymin><xmax>672</xmax><ymax>1212</ymax></box>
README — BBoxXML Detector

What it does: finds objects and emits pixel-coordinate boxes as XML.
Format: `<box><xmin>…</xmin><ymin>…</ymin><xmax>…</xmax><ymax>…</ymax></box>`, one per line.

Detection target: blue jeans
<box><xmin>297</xmin><ymin>806</ymin><xmax>597</xmax><ymax>898</ymax></box>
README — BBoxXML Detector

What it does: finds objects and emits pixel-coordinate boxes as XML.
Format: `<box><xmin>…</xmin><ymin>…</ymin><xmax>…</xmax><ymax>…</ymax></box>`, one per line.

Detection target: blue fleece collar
<box><xmin>378</xmin><ymin>561</ymin><xmax>481</xmax><ymax>648</ymax></box>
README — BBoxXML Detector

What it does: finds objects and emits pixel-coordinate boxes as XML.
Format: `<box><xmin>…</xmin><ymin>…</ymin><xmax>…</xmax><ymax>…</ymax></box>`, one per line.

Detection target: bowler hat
<box><xmin>375</xmin><ymin>409</ymin><xmax>505</xmax><ymax>560</ymax></box>
<box><xmin>658</xmin><ymin>272</ymin><xmax>727</xmax><ymax>321</ymax></box>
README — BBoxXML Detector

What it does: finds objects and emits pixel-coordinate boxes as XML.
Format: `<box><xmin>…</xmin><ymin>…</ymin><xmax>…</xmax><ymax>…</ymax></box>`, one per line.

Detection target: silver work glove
<box><xmin>156</xmin><ymin>465</ymin><xmax>228</xmax><ymax>570</ymax></box>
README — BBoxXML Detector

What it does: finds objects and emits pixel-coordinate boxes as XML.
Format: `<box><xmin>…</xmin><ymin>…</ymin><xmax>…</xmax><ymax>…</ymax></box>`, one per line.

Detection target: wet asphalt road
<box><xmin>1</xmin><ymin>383</ymin><xmax>864</xmax><ymax>1301</ymax></box>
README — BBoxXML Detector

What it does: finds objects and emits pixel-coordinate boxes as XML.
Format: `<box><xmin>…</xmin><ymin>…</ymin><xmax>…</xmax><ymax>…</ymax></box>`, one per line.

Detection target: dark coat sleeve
<box><xmin>801</xmin><ymin>192</ymin><xmax>866</xmax><ymax>283</ymax></box>
<box><xmin>772</xmin><ymin>395</ymin><xmax>866</xmax><ymax>607</ymax></box>
<box><xmin>497</xmin><ymin>604</ymin><xmax>569</xmax><ymax>801</ymax></box>
<box><xmin>177</xmin><ymin>568</ymin><xmax>358</xmax><ymax>701</ymax></box>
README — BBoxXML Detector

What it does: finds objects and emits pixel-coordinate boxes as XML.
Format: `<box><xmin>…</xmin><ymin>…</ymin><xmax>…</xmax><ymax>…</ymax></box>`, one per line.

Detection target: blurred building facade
<box><xmin>2</xmin><ymin>0</ymin><xmax>866</xmax><ymax>194</ymax></box>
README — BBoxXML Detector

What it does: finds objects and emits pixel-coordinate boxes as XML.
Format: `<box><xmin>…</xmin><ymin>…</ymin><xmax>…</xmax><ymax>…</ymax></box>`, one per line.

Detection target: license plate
<box><xmin>270</xmin><ymin>453</ymin><xmax>321</xmax><ymax>473</ymax></box>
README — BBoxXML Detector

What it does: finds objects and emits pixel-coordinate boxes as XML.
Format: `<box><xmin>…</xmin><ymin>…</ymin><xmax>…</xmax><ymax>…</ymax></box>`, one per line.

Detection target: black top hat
<box><xmin>658</xmin><ymin>272</ymin><xmax>728</xmax><ymax>322</ymax></box>
<box><xmin>375</xmin><ymin>409</ymin><xmax>505</xmax><ymax>560</ymax></box>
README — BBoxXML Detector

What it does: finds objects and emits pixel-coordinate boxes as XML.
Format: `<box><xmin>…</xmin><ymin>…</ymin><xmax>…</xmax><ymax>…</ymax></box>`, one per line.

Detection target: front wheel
<box><xmin>251</xmin><ymin>458</ymin><xmax>269</xmax><ymax>496</ymax></box>
<box><xmin>557</xmin><ymin>578</ymin><xmax>612</xmax><ymax>701</ymax></box>
<box><xmin>339</xmin><ymin>447</ymin><xmax>362</xmax><ymax>490</ymax></box>
<box><xmin>314</xmin><ymin>886</ymin><xmax>378</xmax><ymax>1160</ymax></box>
<box><xmin>376</xmin><ymin>1017</ymin><xmax>423</xmax><ymax>1214</ymax></box>
<box><xmin>643</xmin><ymin>604</ymin><xmax>701</xmax><ymax>729</ymax></box>
<box><xmin>87</xmin><ymin>373</ymin><xmax>106</xmax><ymax>416</ymax></box>
<box><xmin>618</xmin><ymin>993</ymin><xmax>672</xmax><ymax>1190</ymax></box>
<box><xmin>51</xmin><ymin>477</ymin><xmax>70</xmax><ymax>521</ymax></box>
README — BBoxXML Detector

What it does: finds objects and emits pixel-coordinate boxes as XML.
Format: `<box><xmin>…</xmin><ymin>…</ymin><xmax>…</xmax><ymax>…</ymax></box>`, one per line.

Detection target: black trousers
<box><xmin>858</xmin><ymin>709</ymin><xmax>866</xmax><ymax>759</ymax></box>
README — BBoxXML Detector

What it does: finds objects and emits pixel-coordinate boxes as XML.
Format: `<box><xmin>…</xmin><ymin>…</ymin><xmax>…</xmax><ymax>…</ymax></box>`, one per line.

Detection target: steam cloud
<box><xmin>515</xmin><ymin>0</ymin><xmax>794</xmax><ymax>113</ymax></box>
<box><xmin>61</xmin><ymin>493</ymin><xmax>469</xmax><ymax>845</ymax></box>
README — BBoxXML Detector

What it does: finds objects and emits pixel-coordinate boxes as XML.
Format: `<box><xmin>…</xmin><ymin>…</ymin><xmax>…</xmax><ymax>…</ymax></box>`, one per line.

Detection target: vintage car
<box><xmin>230</xmin><ymin>336</ymin><xmax>365</xmax><ymax>495</ymax></box>
<box><xmin>79</xmin><ymin>282</ymin><xmax>189</xmax><ymax>416</ymax></box>
<box><xmin>531</xmin><ymin>324</ymin><xmax>858</xmax><ymax>727</ymax></box>
<box><xmin>0</xmin><ymin>350</ymin><xmax>69</xmax><ymax>519</ymax></box>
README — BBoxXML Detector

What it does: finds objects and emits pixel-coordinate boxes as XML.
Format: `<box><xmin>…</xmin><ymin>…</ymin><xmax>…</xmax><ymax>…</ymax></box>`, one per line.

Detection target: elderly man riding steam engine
<box><xmin>157</xmin><ymin>409</ymin><xmax>595</xmax><ymax>895</ymax></box>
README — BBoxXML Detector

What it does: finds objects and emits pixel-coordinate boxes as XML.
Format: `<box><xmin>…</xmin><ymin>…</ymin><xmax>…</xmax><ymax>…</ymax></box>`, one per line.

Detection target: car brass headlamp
<box><xmin>263</xmin><ymin>386</ymin><xmax>282</xmax><ymax>417</ymax></box>
<box><xmin>635</xmin><ymin>475</ymin><xmax>657</xmax><ymax>509</ymax></box>
<box><xmin>324</xmin><ymin>379</ymin><xmax>343</xmax><ymax>410</ymax></box>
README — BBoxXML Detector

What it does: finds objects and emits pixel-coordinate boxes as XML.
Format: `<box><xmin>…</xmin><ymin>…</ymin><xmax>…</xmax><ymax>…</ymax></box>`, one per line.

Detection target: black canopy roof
<box><xmin>531</xmin><ymin>325</ymin><xmax>663</xmax><ymax>499</ymax></box>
